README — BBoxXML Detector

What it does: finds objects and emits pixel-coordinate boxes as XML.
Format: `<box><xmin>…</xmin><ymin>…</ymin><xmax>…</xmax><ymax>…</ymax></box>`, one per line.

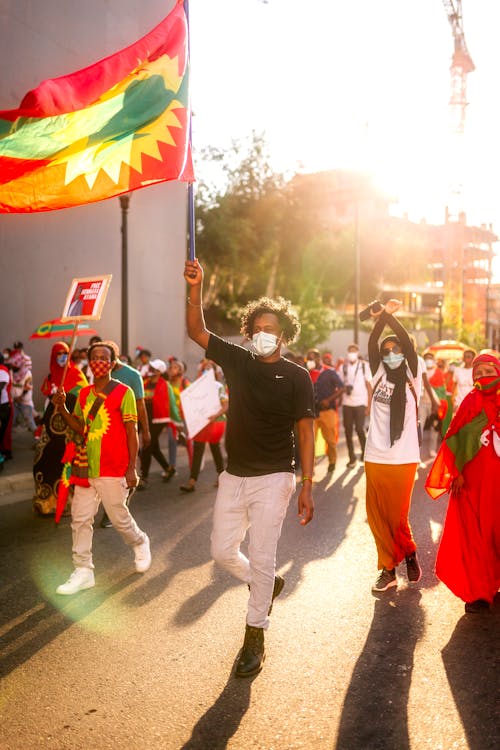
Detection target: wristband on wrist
<box><xmin>301</xmin><ymin>475</ymin><xmax>313</xmax><ymax>484</ymax></box>
<box><xmin>187</xmin><ymin>297</ymin><xmax>202</xmax><ymax>307</ymax></box>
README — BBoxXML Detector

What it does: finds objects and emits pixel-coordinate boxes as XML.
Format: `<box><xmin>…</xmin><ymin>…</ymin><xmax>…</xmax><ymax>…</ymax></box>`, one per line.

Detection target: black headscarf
<box><xmin>380</xmin><ymin>335</ymin><xmax>408</xmax><ymax>446</ymax></box>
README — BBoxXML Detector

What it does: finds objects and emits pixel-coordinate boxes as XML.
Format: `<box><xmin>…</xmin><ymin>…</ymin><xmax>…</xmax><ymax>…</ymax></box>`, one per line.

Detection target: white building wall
<box><xmin>0</xmin><ymin>0</ymin><xmax>187</xmax><ymax>406</ymax></box>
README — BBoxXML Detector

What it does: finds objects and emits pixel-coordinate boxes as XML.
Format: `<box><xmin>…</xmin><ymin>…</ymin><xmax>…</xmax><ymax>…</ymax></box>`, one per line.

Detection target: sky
<box><xmin>188</xmin><ymin>0</ymin><xmax>500</xmax><ymax>278</ymax></box>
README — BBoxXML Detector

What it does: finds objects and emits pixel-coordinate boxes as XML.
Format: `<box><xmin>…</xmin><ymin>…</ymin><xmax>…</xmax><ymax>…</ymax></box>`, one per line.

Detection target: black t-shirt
<box><xmin>206</xmin><ymin>334</ymin><xmax>315</xmax><ymax>477</ymax></box>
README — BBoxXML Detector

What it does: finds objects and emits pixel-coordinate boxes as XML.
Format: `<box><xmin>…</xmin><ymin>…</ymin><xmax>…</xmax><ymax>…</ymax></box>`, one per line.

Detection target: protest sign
<box><xmin>61</xmin><ymin>275</ymin><xmax>112</xmax><ymax>321</ymax></box>
<box><xmin>180</xmin><ymin>369</ymin><xmax>221</xmax><ymax>439</ymax></box>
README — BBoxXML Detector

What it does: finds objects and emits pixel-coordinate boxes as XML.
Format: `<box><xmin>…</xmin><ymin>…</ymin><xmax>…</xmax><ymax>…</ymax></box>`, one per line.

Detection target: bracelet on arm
<box><xmin>187</xmin><ymin>297</ymin><xmax>202</xmax><ymax>307</ymax></box>
<box><xmin>301</xmin><ymin>475</ymin><xmax>313</xmax><ymax>484</ymax></box>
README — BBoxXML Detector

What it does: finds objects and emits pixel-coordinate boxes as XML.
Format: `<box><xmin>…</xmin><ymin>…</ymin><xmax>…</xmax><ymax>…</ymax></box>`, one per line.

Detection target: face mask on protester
<box><xmin>89</xmin><ymin>360</ymin><xmax>112</xmax><ymax>378</ymax></box>
<box><xmin>474</xmin><ymin>375</ymin><xmax>500</xmax><ymax>391</ymax></box>
<box><xmin>56</xmin><ymin>353</ymin><xmax>68</xmax><ymax>367</ymax></box>
<box><xmin>252</xmin><ymin>331</ymin><xmax>281</xmax><ymax>358</ymax></box>
<box><xmin>306</xmin><ymin>359</ymin><xmax>316</xmax><ymax>371</ymax></box>
<box><xmin>382</xmin><ymin>352</ymin><xmax>405</xmax><ymax>370</ymax></box>
<box><xmin>424</xmin><ymin>359</ymin><xmax>435</xmax><ymax>370</ymax></box>
<box><xmin>347</xmin><ymin>352</ymin><xmax>358</xmax><ymax>363</ymax></box>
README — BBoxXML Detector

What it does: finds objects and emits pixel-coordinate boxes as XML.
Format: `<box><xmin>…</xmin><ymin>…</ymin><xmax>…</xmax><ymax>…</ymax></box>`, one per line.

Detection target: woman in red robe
<box><xmin>33</xmin><ymin>342</ymin><xmax>87</xmax><ymax>515</ymax></box>
<box><xmin>425</xmin><ymin>353</ymin><xmax>500</xmax><ymax>613</ymax></box>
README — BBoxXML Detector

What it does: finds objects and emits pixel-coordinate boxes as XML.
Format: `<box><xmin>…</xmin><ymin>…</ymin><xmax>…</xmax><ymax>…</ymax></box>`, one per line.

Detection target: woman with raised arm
<box><xmin>364</xmin><ymin>299</ymin><xmax>423</xmax><ymax>592</ymax></box>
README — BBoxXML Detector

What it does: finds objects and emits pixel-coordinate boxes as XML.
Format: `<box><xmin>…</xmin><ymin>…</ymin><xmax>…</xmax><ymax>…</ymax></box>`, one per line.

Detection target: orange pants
<box><xmin>314</xmin><ymin>409</ymin><xmax>339</xmax><ymax>464</ymax></box>
<box><xmin>365</xmin><ymin>461</ymin><xmax>418</xmax><ymax>570</ymax></box>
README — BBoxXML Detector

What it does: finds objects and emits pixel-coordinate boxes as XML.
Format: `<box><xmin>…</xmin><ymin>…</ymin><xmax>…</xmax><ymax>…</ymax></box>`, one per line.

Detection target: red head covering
<box><xmin>41</xmin><ymin>342</ymin><xmax>87</xmax><ymax>396</ymax></box>
<box><xmin>472</xmin><ymin>352</ymin><xmax>500</xmax><ymax>380</ymax></box>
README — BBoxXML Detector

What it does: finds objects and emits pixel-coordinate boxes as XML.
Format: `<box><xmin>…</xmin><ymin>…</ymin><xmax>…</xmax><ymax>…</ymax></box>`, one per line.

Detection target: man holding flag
<box><xmin>184</xmin><ymin>258</ymin><xmax>315</xmax><ymax>678</ymax></box>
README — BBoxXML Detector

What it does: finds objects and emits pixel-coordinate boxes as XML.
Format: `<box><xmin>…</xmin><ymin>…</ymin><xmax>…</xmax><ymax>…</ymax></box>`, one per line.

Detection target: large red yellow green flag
<box><xmin>0</xmin><ymin>0</ymin><xmax>193</xmax><ymax>213</ymax></box>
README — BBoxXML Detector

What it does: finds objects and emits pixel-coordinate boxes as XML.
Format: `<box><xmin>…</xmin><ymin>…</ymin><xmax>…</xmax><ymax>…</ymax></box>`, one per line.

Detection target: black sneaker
<box><xmin>405</xmin><ymin>552</ymin><xmax>422</xmax><ymax>582</ymax></box>
<box><xmin>346</xmin><ymin>459</ymin><xmax>357</xmax><ymax>469</ymax></box>
<box><xmin>372</xmin><ymin>568</ymin><xmax>397</xmax><ymax>592</ymax></box>
<box><xmin>162</xmin><ymin>466</ymin><xmax>177</xmax><ymax>482</ymax></box>
<box><xmin>268</xmin><ymin>574</ymin><xmax>285</xmax><ymax>615</ymax></box>
<box><xmin>327</xmin><ymin>463</ymin><xmax>336</xmax><ymax>473</ymax></box>
<box><xmin>136</xmin><ymin>478</ymin><xmax>149</xmax><ymax>491</ymax></box>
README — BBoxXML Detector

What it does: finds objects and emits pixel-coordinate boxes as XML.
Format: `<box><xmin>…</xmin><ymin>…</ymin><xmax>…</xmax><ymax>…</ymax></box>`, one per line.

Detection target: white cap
<box><xmin>149</xmin><ymin>358</ymin><xmax>167</xmax><ymax>374</ymax></box>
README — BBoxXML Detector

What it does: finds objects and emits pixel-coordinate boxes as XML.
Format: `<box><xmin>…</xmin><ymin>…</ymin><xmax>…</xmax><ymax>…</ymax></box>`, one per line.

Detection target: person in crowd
<box><xmin>184</xmin><ymin>258</ymin><xmax>314</xmax><ymax>678</ymax></box>
<box><xmin>180</xmin><ymin>359</ymin><xmax>228</xmax><ymax>493</ymax></box>
<box><xmin>452</xmin><ymin>348</ymin><xmax>476</xmax><ymax>412</ymax></box>
<box><xmin>33</xmin><ymin>342</ymin><xmax>88</xmax><ymax>515</ymax></box>
<box><xmin>52</xmin><ymin>342</ymin><xmax>151</xmax><ymax>595</ymax></box>
<box><xmin>4</xmin><ymin>341</ymin><xmax>32</xmax><ymax>457</ymax></box>
<box><xmin>167</xmin><ymin>358</ymin><xmax>192</xmax><ymax>465</ymax></box>
<box><xmin>13</xmin><ymin>368</ymin><xmax>37</xmax><ymax>432</ymax></box>
<box><xmin>139</xmin><ymin>358</ymin><xmax>181</xmax><ymax>489</ymax></box>
<box><xmin>305</xmin><ymin>348</ymin><xmax>322</xmax><ymax>383</ymax></box>
<box><xmin>96</xmin><ymin>340</ymin><xmax>151</xmax><ymax>527</ymax></box>
<box><xmin>425</xmin><ymin>352</ymin><xmax>500</xmax><ymax>614</ymax></box>
<box><xmin>321</xmin><ymin>352</ymin><xmax>334</xmax><ymax>368</ymax></box>
<box><xmin>0</xmin><ymin>352</ymin><xmax>12</xmax><ymax>466</ymax></box>
<box><xmin>436</xmin><ymin>358</ymin><xmax>454</xmax><ymax>435</ymax></box>
<box><xmin>364</xmin><ymin>299</ymin><xmax>422</xmax><ymax>592</ymax></box>
<box><xmin>419</xmin><ymin>351</ymin><xmax>443</xmax><ymax>458</ymax></box>
<box><xmin>105</xmin><ymin>341</ymin><xmax>150</xmax><ymax>448</ymax></box>
<box><xmin>341</xmin><ymin>343</ymin><xmax>372</xmax><ymax>469</ymax></box>
<box><xmin>307</xmin><ymin>348</ymin><xmax>344</xmax><ymax>474</ymax></box>
<box><xmin>136</xmin><ymin>349</ymin><xmax>152</xmax><ymax>378</ymax></box>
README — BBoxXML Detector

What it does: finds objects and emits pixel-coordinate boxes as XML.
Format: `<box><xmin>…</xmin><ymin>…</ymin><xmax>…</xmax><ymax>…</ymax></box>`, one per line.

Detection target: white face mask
<box><xmin>306</xmin><ymin>359</ymin><xmax>316</xmax><ymax>371</ymax></box>
<box><xmin>252</xmin><ymin>331</ymin><xmax>280</xmax><ymax>358</ymax></box>
<box><xmin>424</xmin><ymin>359</ymin><xmax>435</xmax><ymax>370</ymax></box>
<box><xmin>347</xmin><ymin>352</ymin><xmax>358</xmax><ymax>363</ymax></box>
<box><xmin>383</xmin><ymin>352</ymin><xmax>405</xmax><ymax>370</ymax></box>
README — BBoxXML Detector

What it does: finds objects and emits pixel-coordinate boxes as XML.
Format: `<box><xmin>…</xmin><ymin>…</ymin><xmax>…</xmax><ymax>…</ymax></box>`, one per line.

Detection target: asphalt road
<box><xmin>0</xmin><ymin>440</ymin><xmax>498</xmax><ymax>750</ymax></box>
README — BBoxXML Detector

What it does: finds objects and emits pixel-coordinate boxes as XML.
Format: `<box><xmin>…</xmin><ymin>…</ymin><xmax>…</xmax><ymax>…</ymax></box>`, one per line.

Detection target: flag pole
<box><xmin>184</xmin><ymin>0</ymin><xmax>196</xmax><ymax>261</ymax></box>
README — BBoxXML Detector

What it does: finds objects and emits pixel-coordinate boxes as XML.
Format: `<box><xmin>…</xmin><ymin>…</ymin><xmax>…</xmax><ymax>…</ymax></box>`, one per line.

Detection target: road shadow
<box><xmin>441</xmin><ymin>593</ymin><xmax>500</xmax><ymax>750</ymax></box>
<box><xmin>169</xmin><ymin>463</ymin><xmax>363</xmax><ymax>626</ymax></box>
<box><xmin>334</xmin><ymin>588</ymin><xmax>424</xmax><ymax>750</ymax></box>
<box><xmin>180</xmin><ymin>663</ymin><xmax>256</xmax><ymax>749</ymax></box>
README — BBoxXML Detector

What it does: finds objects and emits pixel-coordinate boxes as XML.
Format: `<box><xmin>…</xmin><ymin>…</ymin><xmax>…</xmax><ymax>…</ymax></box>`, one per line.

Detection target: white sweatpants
<box><xmin>210</xmin><ymin>470</ymin><xmax>295</xmax><ymax>629</ymax></box>
<box><xmin>71</xmin><ymin>477</ymin><xmax>146</xmax><ymax>569</ymax></box>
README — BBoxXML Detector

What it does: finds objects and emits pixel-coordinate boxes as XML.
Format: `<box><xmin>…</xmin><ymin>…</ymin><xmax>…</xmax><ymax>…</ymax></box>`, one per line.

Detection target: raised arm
<box><xmin>368</xmin><ymin>314</ymin><xmax>387</xmax><ymax>376</ymax></box>
<box><xmin>368</xmin><ymin>300</ymin><xmax>417</xmax><ymax>377</ymax></box>
<box><xmin>184</xmin><ymin>259</ymin><xmax>211</xmax><ymax>351</ymax></box>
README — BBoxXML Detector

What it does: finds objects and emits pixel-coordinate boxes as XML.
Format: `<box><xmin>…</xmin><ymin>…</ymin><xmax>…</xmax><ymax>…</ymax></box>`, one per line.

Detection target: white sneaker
<box><xmin>56</xmin><ymin>567</ymin><xmax>95</xmax><ymax>595</ymax></box>
<box><xmin>134</xmin><ymin>534</ymin><xmax>151</xmax><ymax>573</ymax></box>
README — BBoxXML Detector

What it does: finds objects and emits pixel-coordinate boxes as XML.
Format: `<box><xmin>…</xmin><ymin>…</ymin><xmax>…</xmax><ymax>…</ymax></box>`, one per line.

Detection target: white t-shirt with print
<box><xmin>364</xmin><ymin>362</ymin><xmax>422</xmax><ymax>464</ymax></box>
<box><xmin>342</xmin><ymin>359</ymin><xmax>370</xmax><ymax>407</ymax></box>
<box><xmin>453</xmin><ymin>366</ymin><xmax>474</xmax><ymax>410</ymax></box>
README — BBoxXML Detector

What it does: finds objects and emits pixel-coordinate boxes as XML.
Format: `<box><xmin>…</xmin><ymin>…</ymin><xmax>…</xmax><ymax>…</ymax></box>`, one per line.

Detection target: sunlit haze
<box><xmin>189</xmin><ymin>0</ymin><xmax>500</xmax><ymax>279</ymax></box>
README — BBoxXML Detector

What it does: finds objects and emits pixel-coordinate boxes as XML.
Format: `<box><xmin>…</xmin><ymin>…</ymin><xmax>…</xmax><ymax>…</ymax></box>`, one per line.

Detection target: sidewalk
<box><xmin>0</xmin><ymin>427</ymin><xmax>36</xmax><ymax>506</ymax></box>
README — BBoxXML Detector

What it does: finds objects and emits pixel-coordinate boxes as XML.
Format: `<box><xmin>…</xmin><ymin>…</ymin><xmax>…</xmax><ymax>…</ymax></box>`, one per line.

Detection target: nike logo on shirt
<box><xmin>275</xmin><ymin>375</ymin><xmax>284</xmax><ymax>379</ymax></box>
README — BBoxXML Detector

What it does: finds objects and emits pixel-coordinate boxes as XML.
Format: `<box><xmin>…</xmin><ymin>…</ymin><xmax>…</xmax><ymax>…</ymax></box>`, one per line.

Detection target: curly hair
<box><xmin>240</xmin><ymin>296</ymin><xmax>301</xmax><ymax>345</ymax></box>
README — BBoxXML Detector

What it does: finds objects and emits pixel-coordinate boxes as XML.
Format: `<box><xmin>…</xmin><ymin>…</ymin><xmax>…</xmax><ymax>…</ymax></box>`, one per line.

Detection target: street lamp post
<box><xmin>119</xmin><ymin>193</ymin><xmax>131</xmax><ymax>357</ymax></box>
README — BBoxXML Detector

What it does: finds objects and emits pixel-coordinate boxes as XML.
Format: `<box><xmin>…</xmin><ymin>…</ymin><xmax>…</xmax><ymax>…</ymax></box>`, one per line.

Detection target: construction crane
<box><xmin>442</xmin><ymin>0</ymin><xmax>475</xmax><ymax>136</ymax></box>
<box><xmin>441</xmin><ymin>1</ymin><xmax>475</xmax><ymax>338</ymax></box>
